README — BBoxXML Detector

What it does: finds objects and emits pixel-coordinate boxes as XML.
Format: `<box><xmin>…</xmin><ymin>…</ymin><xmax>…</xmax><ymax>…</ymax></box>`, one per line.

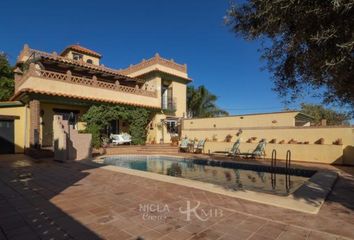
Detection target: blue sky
<box><xmin>0</xmin><ymin>0</ymin><xmax>341</xmax><ymax>116</ymax></box>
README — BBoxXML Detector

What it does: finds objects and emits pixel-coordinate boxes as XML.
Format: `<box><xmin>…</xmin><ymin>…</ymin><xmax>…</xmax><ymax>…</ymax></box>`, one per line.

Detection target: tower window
<box><xmin>86</xmin><ymin>59</ymin><xmax>93</xmax><ymax>64</ymax></box>
<box><xmin>72</xmin><ymin>52</ymin><xmax>83</xmax><ymax>61</ymax></box>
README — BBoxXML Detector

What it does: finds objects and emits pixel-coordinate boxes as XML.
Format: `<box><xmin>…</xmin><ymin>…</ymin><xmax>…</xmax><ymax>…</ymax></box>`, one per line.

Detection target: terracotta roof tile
<box><xmin>60</xmin><ymin>45</ymin><xmax>102</xmax><ymax>58</ymax></box>
<box><xmin>11</xmin><ymin>88</ymin><xmax>160</xmax><ymax>109</ymax></box>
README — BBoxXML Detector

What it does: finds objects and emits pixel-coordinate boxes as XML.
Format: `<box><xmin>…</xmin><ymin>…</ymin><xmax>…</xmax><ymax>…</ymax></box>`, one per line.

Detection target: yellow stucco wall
<box><xmin>0</xmin><ymin>105</ymin><xmax>30</xmax><ymax>153</ymax></box>
<box><xmin>182</xmin><ymin>127</ymin><xmax>353</xmax><ymax>146</ymax></box>
<box><xmin>65</xmin><ymin>50</ymin><xmax>100</xmax><ymax>65</ymax></box>
<box><xmin>182</xmin><ymin>117</ymin><xmax>354</xmax><ymax>165</ymax></box>
<box><xmin>127</xmin><ymin>63</ymin><xmax>189</xmax><ymax>80</ymax></box>
<box><xmin>40</xmin><ymin>103</ymin><xmax>89</xmax><ymax>147</ymax></box>
<box><xmin>171</xmin><ymin>80</ymin><xmax>187</xmax><ymax>117</ymax></box>
<box><xmin>141</xmin><ymin>73</ymin><xmax>185</xmax><ymax>144</ymax></box>
<box><xmin>203</xmin><ymin>141</ymin><xmax>345</xmax><ymax>164</ymax></box>
<box><xmin>130</xmin><ymin>66</ymin><xmax>188</xmax><ymax>115</ymax></box>
<box><xmin>184</xmin><ymin>112</ymin><xmax>299</xmax><ymax>129</ymax></box>
<box><xmin>147</xmin><ymin>114</ymin><xmax>165</xmax><ymax>144</ymax></box>
<box><xmin>18</xmin><ymin>76</ymin><xmax>160</xmax><ymax>108</ymax></box>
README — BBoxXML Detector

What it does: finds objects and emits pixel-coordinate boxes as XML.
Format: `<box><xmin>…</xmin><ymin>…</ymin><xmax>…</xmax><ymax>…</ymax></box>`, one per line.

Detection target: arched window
<box><xmin>86</xmin><ymin>59</ymin><xmax>93</xmax><ymax>64</ymax></box>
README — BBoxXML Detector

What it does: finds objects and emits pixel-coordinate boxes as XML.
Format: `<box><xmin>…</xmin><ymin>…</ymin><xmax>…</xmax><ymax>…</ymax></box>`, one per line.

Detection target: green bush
<box><xmin>81</xmin><ymin>104</ymin><xmax>153</xmax><ymax>148</ymax></box>
<box><xmin>84</xmin><ymin>124</ymin><xmax>101</xmax><ymax>148</ymax></box>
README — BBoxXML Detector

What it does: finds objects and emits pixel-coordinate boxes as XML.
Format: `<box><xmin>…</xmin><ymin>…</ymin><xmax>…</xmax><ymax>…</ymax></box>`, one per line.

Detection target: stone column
<box><xmin>29</xmin><ymin>100</ymin><xmax>40</xmax><ymax>148</ymax></box>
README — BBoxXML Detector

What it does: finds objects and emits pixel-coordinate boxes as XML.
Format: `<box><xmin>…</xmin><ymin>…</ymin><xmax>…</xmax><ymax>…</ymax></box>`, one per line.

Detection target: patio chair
<box><xmin>110</xmin><ymin>133</ymin><xmax>132</xmax><ymax>145</ymax></box>
<box><xmin>211</xmin><ymin>139</ymin><xmax>240</xmax><ymax>158</ymax></box>
<box><xmin>238</xmin><ymin>139</ymin><xmax>267</xmax><ymax>159</ymax></box>
<box><xmin>194</xmin><ymin>139</ymin><xmax>206</xmax><ymax>153</ymax></box>
<box><xmin>179</xmin><ymin>138</ymin><xmax>190</xmax><ymax>152</ymax></box>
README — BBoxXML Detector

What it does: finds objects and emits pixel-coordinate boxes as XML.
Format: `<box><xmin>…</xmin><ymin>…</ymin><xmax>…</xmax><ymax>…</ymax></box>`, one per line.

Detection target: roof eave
<box><xmin>11</xmin><ymin>89</ymin><xmax>161</xmax><ymax>110</ymax></box>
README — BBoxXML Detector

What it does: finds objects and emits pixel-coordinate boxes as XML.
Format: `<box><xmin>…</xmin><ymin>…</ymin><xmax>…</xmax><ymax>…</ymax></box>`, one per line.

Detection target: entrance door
<box><xmin>107</xmin><ymin>120</ymin><xmax>120</xmax><ymax>136</ymax></box>
<box><xmin>0</xmin><ymin>120</ymin><xmax>15</xmax><ymax>154</ymax></box>
<box><xmin>53</xmin><ymin>109</ymin><xmax>79</xmax><ymax>129</ymax></box>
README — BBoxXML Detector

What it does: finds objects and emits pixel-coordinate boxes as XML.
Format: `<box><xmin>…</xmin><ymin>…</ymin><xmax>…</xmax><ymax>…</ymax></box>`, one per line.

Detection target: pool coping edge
<box><xmin>85</xmin><ymin>155</ymin><xmax>338</xmax><ymax>214</ymax></box>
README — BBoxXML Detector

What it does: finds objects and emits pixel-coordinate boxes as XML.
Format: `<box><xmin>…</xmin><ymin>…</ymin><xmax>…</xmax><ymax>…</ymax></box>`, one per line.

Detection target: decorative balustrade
<box><xmin>118</xmin><ymin>53</ymin><xmax>187</xmax><ymax>75</ymax></box>
<box><xmin>21</xmin><ymin>47</ymin><xmax>144</xmax><ymax>82</ymax></box>
<box><xmin>18</xmin><ymin>64</ymin><xmax>157</xmax><ymax>98</ymax></box>
<box><xmin>162</xmin><ymin>97</ymin><xmax>177</xmax><ymax>115</ymax></box>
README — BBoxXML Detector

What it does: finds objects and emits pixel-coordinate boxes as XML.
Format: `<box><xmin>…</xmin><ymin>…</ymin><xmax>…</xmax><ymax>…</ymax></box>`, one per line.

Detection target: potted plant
<box><xmin>170</xmin><ymin>135</ymin><xmax>179</xmax><ymax>146</ymax></box>
<box><xmin>333</xmin><ymin>138</ymin><xmax>343</xmax><ymax>145</ymax></box>
<box><xmin>101</xmin><ymin>136</ymin><xmax>110</xmax><ymax>148</ymax></box>
<box><xmin>225</xmin><ymin>134</ymin><xmax>233</xmax><ymax>142</ymax></box>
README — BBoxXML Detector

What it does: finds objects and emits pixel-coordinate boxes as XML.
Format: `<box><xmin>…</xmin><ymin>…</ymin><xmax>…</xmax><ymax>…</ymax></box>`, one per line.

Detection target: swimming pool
<box><xmin>103</xmin><ymin>155</ymin><xmax>316</xmax><ymax>196</ymax></box>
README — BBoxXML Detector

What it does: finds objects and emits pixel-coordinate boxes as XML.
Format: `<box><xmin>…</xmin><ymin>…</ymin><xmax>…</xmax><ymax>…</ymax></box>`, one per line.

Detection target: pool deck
<box><xmin>93</xmin><ymin>155</ymin><xmax>337</xmax><ymax>214</ymax></box>
<box><xmin>0</xmin><ymin>154</ymin><xmax>353</xmax><ymax>240</ymax></box>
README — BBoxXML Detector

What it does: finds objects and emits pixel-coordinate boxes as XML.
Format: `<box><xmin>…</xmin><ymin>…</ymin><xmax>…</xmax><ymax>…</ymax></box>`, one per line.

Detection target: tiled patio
<box><xmin>0</xmin><ymin>154</ymin><xmax>353</xmax><ymax>240</ymax></box>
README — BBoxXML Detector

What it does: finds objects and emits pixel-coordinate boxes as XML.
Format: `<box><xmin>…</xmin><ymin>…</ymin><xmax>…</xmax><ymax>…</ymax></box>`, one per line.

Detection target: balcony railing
<box><xmin>17</xmin><ymin>63</ymin><xmax>158</xmax><ymax>98</ymax></box>
<box><xmin>162</xmin><ymin>98</ymin><xmax>177</xmax><ymax>115</ymax></box>
<box><xmin>20</xmin><ymin>47</ymin><xmax>137</xmax><ymax>80</ymax></box>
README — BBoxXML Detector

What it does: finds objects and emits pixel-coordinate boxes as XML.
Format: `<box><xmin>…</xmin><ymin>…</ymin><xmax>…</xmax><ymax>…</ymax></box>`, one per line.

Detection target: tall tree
<box><xmin>0</xmin><ymin>53</ymin><xmax>14</xmax><ymax>101</ymax></box>
<box><xmin>187</xmin><ymin>85</ymin><xmax>228</xmax><ymax>118</ymax></box>
<box><xmin>226</xmin><ymin>1</ymin><xmax>354</xmax><ymax>112</ymax></box>
<box><xmin>301</xmin><ymin>103</ymin><xmax>351</xmax><ymax>126</ymax></box>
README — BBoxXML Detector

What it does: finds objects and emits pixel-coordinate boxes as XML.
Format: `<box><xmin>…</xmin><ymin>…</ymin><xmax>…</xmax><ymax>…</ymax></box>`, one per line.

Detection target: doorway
<box><xmin>0</xmin><ymin>120</ymin><xmax>15</xmax><ymax>154</ymax></box>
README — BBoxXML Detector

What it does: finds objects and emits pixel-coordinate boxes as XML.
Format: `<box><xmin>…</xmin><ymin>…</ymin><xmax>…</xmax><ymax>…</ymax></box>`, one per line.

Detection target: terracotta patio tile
<box><xmin>165</xmin><ymin>228</ymin><xmax>194</xmax><ymax>240</ymax></box>
<box><xmin>218</xmin><ymin>234</ymin><xmax>237</xmax><ymax>240</ymax></box>
<box><xmin>197</xmin><ymin>228</ymin><xmax>224</xmax><ymax>240</ymax></box>
<box><xmin>248</xmin><ymin>233</ymin><xmax>275</xmax><ymax>240</ymax></box>
<box><xmin>158</xmin><ymin>236</ymin><xmax>175</xmax><ymax>240</ymax></box>
<box><xmin>105</xmin><ymin>230</ymin><xmax>133</xmax><ymax>240</ymax></box>
<box><xmin>0</xmin><ymin>155</ymin><xmax>354</xmax><ymax>240</ymax></box>
<box><xmin>236</xmin><ymin>217</ymin><xmax>266</xmax><ymax>232</ymax></box>
<box><xmin>122</xmin><ymin>224</ymin><xmax>151</xmax><ymax>236</ymax></box>
<box><xmin>276</xmin><ymin>225</ymin><xmax>310</xmax><ymax>240</ymax></box>
<box><xmin>139</xmin><ymin>229</ymin><xmax>166</xmax><ymax>240</ymax></box>
<box><xmin>254</xmin><ymin>222</ymin><xmax>284</xmax><ymax>239</ymax></box>
<box><xmin>153</xmin><ymin>223</ymin><xmax>177</xmax><ymax>235</ymax></box>
<box><xmin>307</xmin><ymin>231</ymin><xmax>338</xmax><ymax>240</ymax></box>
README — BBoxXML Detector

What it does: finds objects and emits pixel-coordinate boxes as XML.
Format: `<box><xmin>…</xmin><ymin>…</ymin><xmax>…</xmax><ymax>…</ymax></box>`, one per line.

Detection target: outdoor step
<box><xmin>139</xmin><ymin>148</ymin><xmax>178</xmax><ymax>151</ymax></box>
<box><xmin>105</xmin><ymin>144</ymin><xmax>180</xmax><ymax>155</ymax></box>
<box><xmin>136</xmin><ymin>149</ymin><xmax>178</xmax><ymax>152</ymax></box>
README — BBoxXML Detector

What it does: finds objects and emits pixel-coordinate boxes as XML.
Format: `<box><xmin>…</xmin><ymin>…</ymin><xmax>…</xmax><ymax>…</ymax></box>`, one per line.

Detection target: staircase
<box><xmin>105</xmin><ymin>144</ymin><xmax>179</xmax><ymax>155</ymax></box>
<box><xmin>53</xmin><ymin>115</ymin><xmax>92</xmax><ymax>161</ymax></box>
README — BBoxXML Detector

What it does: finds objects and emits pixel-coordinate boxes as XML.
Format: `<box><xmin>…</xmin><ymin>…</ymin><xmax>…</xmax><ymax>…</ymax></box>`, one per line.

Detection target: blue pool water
<box><xmin>103</xmin><ymin>155</ymin><xmax>315</xmax><ymax>196</ymax></box>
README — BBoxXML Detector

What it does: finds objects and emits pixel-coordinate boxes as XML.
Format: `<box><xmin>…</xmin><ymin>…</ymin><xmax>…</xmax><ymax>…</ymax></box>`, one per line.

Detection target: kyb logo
<box><xmin>179</xmin><ymin>201</ymin><xmax>223</xmax><ymax>221</ymax></box>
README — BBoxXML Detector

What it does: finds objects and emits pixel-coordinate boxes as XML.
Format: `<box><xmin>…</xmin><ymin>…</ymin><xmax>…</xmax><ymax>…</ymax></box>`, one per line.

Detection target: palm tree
<box><xmin>187</xmin><ymin>85</ymin><xmax>228</xmax><ymax>118</ymax></box>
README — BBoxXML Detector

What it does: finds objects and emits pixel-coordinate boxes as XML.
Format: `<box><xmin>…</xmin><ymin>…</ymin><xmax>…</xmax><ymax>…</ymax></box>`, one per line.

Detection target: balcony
<box><xmin>15</xmin><ymin>63</ymin><xmax>160</xmax><ymax>109</ymax></box>
<box><xmin>162</xmin><ymin>98</ymin><xmax>177</xmax><ymax>115</ymax></box>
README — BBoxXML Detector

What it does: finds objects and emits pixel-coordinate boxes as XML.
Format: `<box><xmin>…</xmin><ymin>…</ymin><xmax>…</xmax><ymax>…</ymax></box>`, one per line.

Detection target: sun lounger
<box><xmin>211</xmin><ymin>139</ymin><xmax>240</xmax><ymax>157</ymax></box>
<box><xmin>110</xmin><ymin>133</ymin><xmax>132</xmax><ymax>145</ymax></box>
<box><xmin>179</xmin><ymin>138</ymin><xmax>190</xmax><ymax>152</ymax></box>
<box><xmin>194</xmin><ymin>139</ymin><xmax>206</xmax><ymax>153</ymax></box>
<box><xmin>238</xmin><ymin>139</ymin><xmax>266</xmax><ymax>158</ymax></box>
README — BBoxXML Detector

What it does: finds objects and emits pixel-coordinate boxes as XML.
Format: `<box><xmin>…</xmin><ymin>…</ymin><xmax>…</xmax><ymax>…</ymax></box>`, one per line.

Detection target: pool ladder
<box><xmin>271</xmin><ymin>149</ymin><xmax>292</xmax><ymax>192</ymax></box>
<box><xmin>285</xmin><ymin>150</ymin><xmax>291</xmax><ymax>192</ymax></box>
<box><xmin>271</xmin><ymin>150</ymin><xmax>277</xmax><ymax>189</ymax></box>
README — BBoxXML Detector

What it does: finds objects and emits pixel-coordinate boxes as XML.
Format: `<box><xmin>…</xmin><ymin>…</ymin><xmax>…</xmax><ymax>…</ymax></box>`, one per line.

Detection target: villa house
<box><xmin>0</xmin><ymin>44</ymin><xmax>191</xmax><ymax>154</ymax></box>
